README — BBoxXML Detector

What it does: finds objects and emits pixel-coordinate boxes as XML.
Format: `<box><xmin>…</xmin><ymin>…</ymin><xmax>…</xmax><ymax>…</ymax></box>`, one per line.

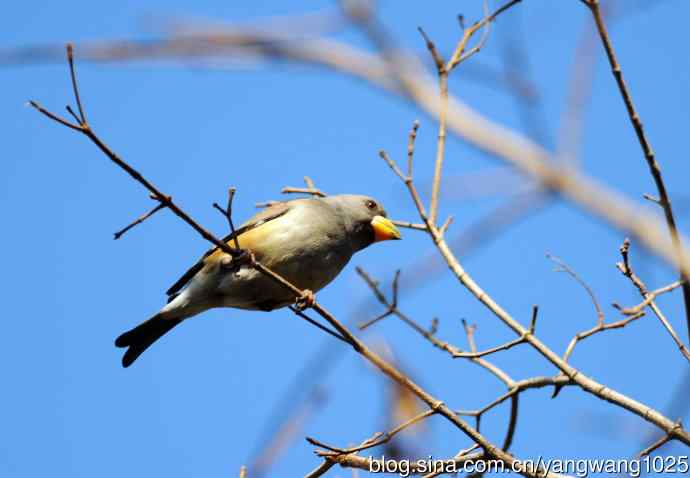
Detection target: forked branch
<box><xmin>581</xmin><ymin>0</ymin><xmax>690</xmax><ymax>343</ymax></box>
<box><xmin>33</xmin><ymin>45</ymin><xmax>551</xmax><ymax>477</ymax></box>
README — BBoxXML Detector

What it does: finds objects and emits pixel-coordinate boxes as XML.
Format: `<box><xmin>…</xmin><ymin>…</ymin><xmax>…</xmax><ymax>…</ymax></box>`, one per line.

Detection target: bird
<box><xmin>114</xmin><ymin>194</ymin><xmax>401</xmax><ymax>367</ymax></box>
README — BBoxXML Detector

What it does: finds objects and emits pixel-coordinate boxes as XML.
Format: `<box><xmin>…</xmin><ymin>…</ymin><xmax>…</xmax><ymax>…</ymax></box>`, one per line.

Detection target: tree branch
<box><xmin>582</xmin><ymin>0</ymin><xmax>690</xmax><ymax>343</ymax></box>
<box><xmin>34</xmin><ymin>44</ymin><xmax>552</xmax><ymax>478</ymax></box>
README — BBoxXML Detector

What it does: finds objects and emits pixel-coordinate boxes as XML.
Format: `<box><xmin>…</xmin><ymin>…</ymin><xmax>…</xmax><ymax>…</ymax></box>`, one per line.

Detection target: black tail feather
<box><xmin>115</xmin><ymin>315</ymin><xmax>183</xmax><ymax>368</ymax></box>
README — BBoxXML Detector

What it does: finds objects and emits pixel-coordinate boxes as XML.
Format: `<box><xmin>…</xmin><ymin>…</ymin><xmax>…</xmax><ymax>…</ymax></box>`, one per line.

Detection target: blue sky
<box><xmin>2</xmin><ymin>1</ymin><xmax>689</xmax><ymax>476</ymax></box>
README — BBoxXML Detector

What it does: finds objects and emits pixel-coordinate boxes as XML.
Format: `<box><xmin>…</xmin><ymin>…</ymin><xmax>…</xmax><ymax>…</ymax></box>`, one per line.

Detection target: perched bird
<box><xmin>115</xmin><ymin>194</ymin><xmax>401</xmax><ymax>367</ymax></box>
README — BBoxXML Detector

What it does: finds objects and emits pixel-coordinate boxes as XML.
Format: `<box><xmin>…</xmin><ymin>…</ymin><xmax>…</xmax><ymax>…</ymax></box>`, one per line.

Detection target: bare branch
<box><xmin>29</xmin><ymin>100</ymin><xmax>83</xmax><ymax>132</ymax></box>
<box><xmin>615</xmin><ymin>280</ymin><xmax>685</xmax><ymax>316</ymax></box>
<box><xmin>638</xmin><ymin>420</ymin><xmax>683</xmax><ymax>458</ymax></box>
<box><xmin>422</xmin><ymin>445</ymin><xmax>481</xmax><ymax>478</ymax></box>
<box><xmin>212</xmin><ymin>187</ymin><xmax>241</xmax><ymax>249</ymax></box>
<box><xmin>281</xmin><ymin>185</ymin><xmax>327</xmax><ymax>198</ymax></box>
<box><xmin>21</xmin><ymin>19</ymin><xmax>690</xmax><ymax>279</ymax></box>
<box><xmin>416</xmin><ymin>27</ymin><xmax>445</xmax><ymax>73</ymax></box>
<box><xmin>318</xmin><ymin>450</ymin><xmax>485</xmax><ymax>477</ymax></box>
<box><xmin>391</xmin><ymin>219</ymin><xmax>428</xmax><ymax>232</ymax></box>
<box><xmin>439</xmin><ymin>215</ymin><xmax>453</xmax><ymax>236</ymax></box>
<box><xmin>35</xmin><ymin>46</ymin><xmax>546</xmax><ymax>475</ymax></box>
<box><xmin>66</xmin><ymin>44</ymin><xmax>87</xmax><ymax>125</ymax></box>
<box><xmin>547</xmin><ymin>254</ymin><xmax>604</xmax><ymax>325</ymax></box>
<box><xmin>616</xmin><ymin>239</ymin><xmax>690</xmax><ymax>362</ymax></box>
<box><xmin>452</xmin><ymin>333</ymin><xmax>530</xmax><ymax>359</ymax></box>
<box><xmin>113</xmin><ymin>198</ymin><xmax>167</xmax><ymax>240</ymax></box>
<box><xmin>582</xmin><ymin>0</ymin><xmax>690</xmax><ymax>342</ymax></box>
<box><xmin>380</xmin><ymin>107</ymin><xmax>690</xmax><ymax>446</ymax></box>
<box><xmin>406</xmin><ymin>120</ymin><xmax>419</xmax><ymax>178</ymax></box>
<box><xmin>304</xmin><ymin>460</ymin><xmax>335</xmax><ymax>478</ymax></box>
<box><xmin>461</xmin><ymin>319</ymin><xmax>478</xmax><ymax>353</ymax></box>
<box><xmin>289</xmin><ymin>306</ymin><xmax>351</xmax><ymax>346</ymax></box>
<box><xmin>378</xmin><ymin>149</ymin><xmax>406</xmax><ymax>182</ymax></box>
<box><xmin>562</xmin><ymin>311</ymin><xmax>645</xmax><ymax>363</ymax></box>
<box><xmin>309</xmin><ymin>408</ymin><xmax>435</xmax><ymax>457</ymax></box>
<box><xmin>357</xmin><ymin>268</ymin><xmax>514</xmax><ymax>386</ymax></box>
<box><xmin>447</xmin><ymin>0</ymin><xmax>522</xmax><ymax>71</ymax></box>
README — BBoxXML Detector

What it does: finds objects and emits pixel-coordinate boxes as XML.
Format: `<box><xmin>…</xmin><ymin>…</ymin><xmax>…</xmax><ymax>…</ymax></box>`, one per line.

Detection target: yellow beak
<box><xmin>371</xmin><ymin>215</ymin><xmax>402</xmax><ymax>242</ymax></box>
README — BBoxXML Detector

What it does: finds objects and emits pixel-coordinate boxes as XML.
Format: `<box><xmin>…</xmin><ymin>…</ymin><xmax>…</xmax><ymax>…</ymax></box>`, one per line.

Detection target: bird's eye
<box><xmin>365</xmin><ymin>199</ymin><xmax>377</xmax><ymax>210</ymax></box>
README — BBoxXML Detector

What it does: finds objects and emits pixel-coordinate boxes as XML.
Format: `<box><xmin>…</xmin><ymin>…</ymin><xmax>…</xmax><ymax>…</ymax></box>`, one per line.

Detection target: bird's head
<box><xmin>324</xmin><ymin>194</ymin><xmax>401</xmax><ymax>252</ymax></box>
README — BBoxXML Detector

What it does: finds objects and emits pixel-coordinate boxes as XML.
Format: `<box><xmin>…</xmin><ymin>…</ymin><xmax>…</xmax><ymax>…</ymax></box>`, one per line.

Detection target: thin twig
<box><xmin>212</xmin><ymin>187</ymin><xmax>241</xmax><ymax>248</ymax></box>
<box><xmin>321</xmin><ymin>451</ymin><xmax>485</xmax><ymax>477</ymax></box>
<box><xmin>113</xmin><ymin>197</ymin><xmax>166</xmax><ymax>240</ymax></box>
<box><xmin>391</xmin><ymin>219</ymin><xmax>428</xmax><ymax>232</ymax></box>
<box><xmin>20</xmin><ymin>12</ymin><xmax>690</xmax><ymax>279</ymax></box>
<box><xmin>309</xmin><ymin>409</ymin><xmax>435</xmax><ymax>457</ymax></box>
<box><xmin>281</xmin><ymin>176</ymin><xmax>327</xmax><ymax>198</ymax></box>
<box><xmin>383</xmin><ymin>115</ymin><xmax>690</xmax><ymax>444</ymax></box>
<box><xmin>66</xmin><ymin>44</ymin><xmax>87</xmax><ymax>125</ymax></box>
<box><xmin>407</xmin><ymin>120</ymin><xmax>419</xmax><ymax>178</ymax></box>
<box><xmin>422</xmin><ymin>445</ymin><xmax>481</xmax><ymax>478</ymax></box>
<box><xmin>289</xmin><ymin>306</ymin><xmax>351</xmax><ymax>346</ymax></box>
<box><xmin>616</xmin><ymin>239</ymin><xmax>690</xmax><ymax>362</ymax></box>
<box><xmin>638</xmin><ymin>420</ymin><xmax>682</xmax><ymax>458</ymax></box>
<box><xmin>459</xmin><ymin>375</ymin><xmax>571</xmax><ymax>419</ymax></box>
<box><xmin>447</xmin><ymin>0</ymin><xmax>522</xmax><ymax>71</ymax></box>
<box><xmin>562</xmin><ymin>311</ymin><xmax>645</xmax><ymax>363</ymax></box>
<box><xmin>417</xmin><ymin>27</ymin><xmax>447</xmax><ymax>226</ymax></box>
<box><xmin>615</xmin><ymin>280</ymin><xmax>685</xmax><ymax>316</ymax></box>
<box><xmin>29</xmin><ymin>100</ymin><xmax>82</xmax><ymax>131</ymax></box>
<box><xmin>281</xmin><ymin>187</ymin><xmax>327</xmax><ymax>197</ymax></box>
<box><xmin>357</xmin><ymin>268</ymin><xmax>514</xmax><ymax>386</ymax></box>
<box><xmin>547</xmin><ymin>254</ymin><xmax>604</xmax><ymax>325</ymax></box>
<box><xmin>35</xmin><ymin>46</ymin><xmax>545</xmax><ymax>475</ymax></box>
<box><xmin>378</xmin><ymin>147</ymin><xmax>428</xmax><ymax>223</ymax></box>
<box><xmin>583</xmin><ymin>0</ymin><xmax>690</xmax><ymax>342</ymax></box>
<box><xmin>439</xmin><ymin>215</ymin><xmax>453</xmax><ymax>236</ymax></box>
<box><xmin>304</xmin><ymin>460</ymin><xmax>335</xmax><ymax>478</ymax></box>
<box><xmin>452</xmin><ymin>333</ymin><xmax>530</xmax><ymax>359</ymax></box>
<box><xmin>378</xmin><ymin>149</ymin><xmax>406</xmax><ymax>182</ymax></box>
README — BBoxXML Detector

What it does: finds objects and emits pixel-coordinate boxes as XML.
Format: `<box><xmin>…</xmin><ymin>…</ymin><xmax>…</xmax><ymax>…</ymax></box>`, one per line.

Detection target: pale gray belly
<box><xmin>215</xmin><ymin>246</ymin><xmax>351</xmax><ymax>311</ymax></box>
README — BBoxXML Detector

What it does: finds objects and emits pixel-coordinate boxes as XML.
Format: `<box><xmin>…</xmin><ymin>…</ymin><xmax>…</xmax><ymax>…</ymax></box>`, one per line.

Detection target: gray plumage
<box><xmin>115</xmin><ymin>194</ymin><xmax>400</xmax><ymax>367</ymax></box>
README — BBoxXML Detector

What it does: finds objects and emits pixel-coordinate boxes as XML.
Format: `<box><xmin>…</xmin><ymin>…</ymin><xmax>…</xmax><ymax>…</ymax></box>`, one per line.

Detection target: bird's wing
<box><xmin>165</xmin><ymin>201</ymin><xmax>292</xmax><ymax>298</ymax></box>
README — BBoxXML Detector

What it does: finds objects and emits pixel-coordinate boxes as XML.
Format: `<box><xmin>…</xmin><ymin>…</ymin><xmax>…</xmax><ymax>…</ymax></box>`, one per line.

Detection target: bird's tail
<box><xmin>115</xmin><ymin>314</ymin><xmax>183</xmax><ymax>368</ymax></box>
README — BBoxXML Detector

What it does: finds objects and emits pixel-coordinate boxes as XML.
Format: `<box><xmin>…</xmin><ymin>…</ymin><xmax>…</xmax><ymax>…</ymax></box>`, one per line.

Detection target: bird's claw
<box><xmin>295</xmin><ymin>289</ymin><xmax>316</xmax><ymax>310</ymax></box>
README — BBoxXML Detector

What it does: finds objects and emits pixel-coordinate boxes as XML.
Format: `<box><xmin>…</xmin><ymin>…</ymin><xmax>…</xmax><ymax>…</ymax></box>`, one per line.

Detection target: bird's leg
<box><xmin>295</xmin><ymin>289</ymin><xmax>316</xmax><ymax>311</ymax></box>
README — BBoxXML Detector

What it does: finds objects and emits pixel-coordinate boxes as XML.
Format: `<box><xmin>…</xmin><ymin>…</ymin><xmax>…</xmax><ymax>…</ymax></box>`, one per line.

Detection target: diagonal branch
<box><xmin>356</xmin><ymin>267</ymin><xmax>514</xmax><ymax>386</ymax></box>
<box><xmin>113</xmin><ymin>195</ymin><xmax>167</xmax><ymax>240</ymax></box>
<box><xmin>615</xmin><ymin>239</ymin><xmax>690</xmax><ymax>362</ymax></box>
<box><xmin>34</xmin><ymin>44</ymin><xmax>551</xmax><ymax>478</ymax></box>
<box><xmin>615</xmin><ymin>280</ymin><xmax>685</xmax><ymax>317</ymax></box>
<box><xmin>18</xmin><ymin>12</ymin><xmax>690</xmax><ymax>280</ymax></box>
<box><xmin>381</xmin><ymin>118</ymin><xmax>690</xmax><ymax>446</ymax></box>
<box><xmin>547</xmin><ymin>254</ymin><xmax>605</xmax><ymax>325</ymax></box>
<box><xmin>582</xmin><ymin>0</ymin><xmax>690</xmax><ymax>343</ymax></box>
<box><xmin>308</xmin><ymin>408</ymin><xmax>435</xmax><ymax>457</ymax></box>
